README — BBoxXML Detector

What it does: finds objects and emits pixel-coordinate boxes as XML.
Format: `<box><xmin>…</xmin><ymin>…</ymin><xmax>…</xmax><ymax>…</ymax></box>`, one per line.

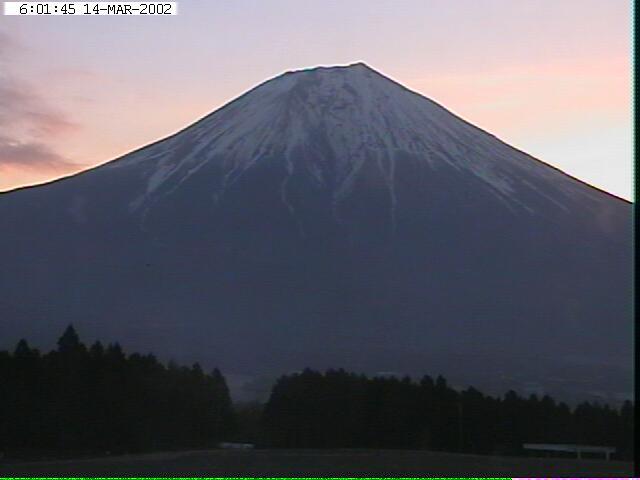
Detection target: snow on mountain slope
<box><xmin>104</xmin><ymin>63</ymin><xmax>609</xmax><ymax>224</ymax></box>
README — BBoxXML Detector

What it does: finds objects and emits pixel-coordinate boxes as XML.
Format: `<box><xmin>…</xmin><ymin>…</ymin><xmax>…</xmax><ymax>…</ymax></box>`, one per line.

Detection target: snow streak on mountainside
<box><xmin>0</xmin><ymin>63</ymin><xmax>632</xmax><ymax>403</ymax></box>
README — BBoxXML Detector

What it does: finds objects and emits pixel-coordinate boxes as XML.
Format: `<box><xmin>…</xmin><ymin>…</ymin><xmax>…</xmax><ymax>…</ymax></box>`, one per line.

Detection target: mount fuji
<box><xmin>0</xmin><ymin>63</ymin><xmax>632</xmax><ymax>402</ymax></box>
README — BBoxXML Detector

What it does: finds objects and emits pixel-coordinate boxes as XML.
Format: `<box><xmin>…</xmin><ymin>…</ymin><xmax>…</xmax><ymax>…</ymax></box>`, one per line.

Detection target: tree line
<box><xmin>0</xmin><ymin>326</ymin><xmax>234</xmax><ymax>457</ymax></box>
<box><xmin>0</xmin><ymin>328</ymin><xmax>634</xmax><ymax>460</ymax></box>
<box><xmin>260</xmin><ymin>369</ymin><xmax>634</xmax><ymax>459</ymax></box>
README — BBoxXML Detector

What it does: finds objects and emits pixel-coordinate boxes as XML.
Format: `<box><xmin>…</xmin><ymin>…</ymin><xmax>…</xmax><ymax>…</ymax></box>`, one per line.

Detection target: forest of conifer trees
<box><xmin>0</xmin><ymin>326</ymin><xmax>235</xmax><ymax>457</ymax></box>
<box><xmin>0</xmin><ymin>327</ymin><xmax>634</xmax><ymax>461</ymax></box>
<box><xmin>261</xmin><ymin>369</ymin><xmax>634</xmax><ymax>459</ymax></box>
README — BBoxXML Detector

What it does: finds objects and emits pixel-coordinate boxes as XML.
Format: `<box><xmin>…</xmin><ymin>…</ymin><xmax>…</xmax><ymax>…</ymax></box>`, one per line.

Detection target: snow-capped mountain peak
<box><xmin>107</xmin><ymin>63</ymin><xmax>607</xmax><ymax>220</ymax></box>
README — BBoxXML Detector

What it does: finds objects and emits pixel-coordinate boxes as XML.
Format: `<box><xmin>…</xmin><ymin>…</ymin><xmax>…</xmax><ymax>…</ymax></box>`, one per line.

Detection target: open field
<box><xmin>1</xmin><ymin>449</ymin><xmax>634</xmax><ymax>476</ymax></box>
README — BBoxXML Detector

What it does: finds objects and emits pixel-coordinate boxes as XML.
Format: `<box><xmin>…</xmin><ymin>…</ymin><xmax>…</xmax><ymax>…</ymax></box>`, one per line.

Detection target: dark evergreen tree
<box><xmin>57</xmin><ymin>325</ymin><xmax>85</xmax><ymax>355</ymax></box>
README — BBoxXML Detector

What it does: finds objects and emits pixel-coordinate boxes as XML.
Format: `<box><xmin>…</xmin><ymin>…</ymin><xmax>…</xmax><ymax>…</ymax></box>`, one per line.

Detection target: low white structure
<box><xmin>218</xmin><ymin>442</ymin><xmax>255</xmax><ymax>450</ymax></box>
<box><xmin>523</xmin><ymin>443</ymin><xmax>616</xmax><ymax>461</ymax></box>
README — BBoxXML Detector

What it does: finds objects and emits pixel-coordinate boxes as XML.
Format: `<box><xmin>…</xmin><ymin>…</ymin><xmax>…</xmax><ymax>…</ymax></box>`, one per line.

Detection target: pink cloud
<box><xmin>0</xmin><ymin>31</ymin><xmax>81</xmax><ymax>189</ymax></box>
<box><xmin>0</xmin><ymin>76</ymin><xmax>79</xmax><ymax>136</ymax></box>
<box><xmin>0</xmin><ymin>135</ymin><xmax>75</xmax><ymax>169</ymax></box>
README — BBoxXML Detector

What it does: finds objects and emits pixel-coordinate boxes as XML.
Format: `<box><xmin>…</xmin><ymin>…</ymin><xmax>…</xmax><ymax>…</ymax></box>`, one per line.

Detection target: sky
<box><xmin>0</xmin><ymin>0</ymin><xmax>632</xmax><ymax>199</ymax></box>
